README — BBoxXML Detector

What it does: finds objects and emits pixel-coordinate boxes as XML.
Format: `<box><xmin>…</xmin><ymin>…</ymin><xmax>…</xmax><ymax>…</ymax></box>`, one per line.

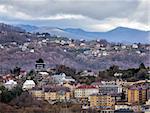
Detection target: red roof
<box><xmin>77</xmin><ymin>85</ymin><xmax>97</xmax><ymax>89</ymax></box>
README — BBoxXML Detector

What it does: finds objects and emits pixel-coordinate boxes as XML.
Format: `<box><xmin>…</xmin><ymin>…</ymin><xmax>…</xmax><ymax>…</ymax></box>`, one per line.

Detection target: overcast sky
<box><xmin>0</xmin><ymin>0</ymin><xmax>149</xmax><ymax>31</ymax></box>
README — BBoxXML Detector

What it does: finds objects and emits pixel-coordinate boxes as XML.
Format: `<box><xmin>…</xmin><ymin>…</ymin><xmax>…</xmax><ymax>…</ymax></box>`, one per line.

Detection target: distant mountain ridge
<box><xmin>17</xmin><ymin>24</ymin><xmax>150</xmax><ymax>43</ymax></box>
<box><xmin>0</xmin><ymin>23</ymin><xmax>35</xmax><ymax>44</ymax></box>
<box><xmin>16</xmin><ymin>24</ymin><xmax>38</xmax><ymax>32</ymax></box>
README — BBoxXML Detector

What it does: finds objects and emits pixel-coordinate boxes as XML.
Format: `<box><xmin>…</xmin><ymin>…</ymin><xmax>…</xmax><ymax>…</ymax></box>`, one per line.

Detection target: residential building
<box><xmin>132</xmin><ymin>44</ymin><xmax>138</xmax><ymax>49</ymax></box>
<box><xmin>128</xmin><ymin>85</ymin><xmax>147</xmax><ymax>105</ymax></box>
<box><xmin>35</xmin><ymin>59</ymin><xmax>45</xmax><ymax>71</ymax></box>
<box><xmin>52</xmin><ymin>73</ymin><xmax>75</xmax><ymax>84</ymax></box>
<box><xmin>31</xmin><ymin>87</ymin><xmax>44</xmax><ymax>100</ymax></box>
<box><xmin>44</xmin><ymin>86</ymin><xmax>71</xmax><ymax>101</ymax></box>
<box><xmin>22</xmin><ymin>80</ymin><xmax>36</xmax><ymax>90</ymax></box>
<box><xmin>80</xmin><ymin>70</ymin><xmax>97</xmax><ymax>77</ymax></box>
<box><xmin>74</xmin><ymin>85</ymin><xmax>99</xmax><ymax>99</ymax></box>
<box><xmin>38</xmin><ymin>71</ymin><xmax>49</xmax><ymax>76</ymax></box>
<box><xmin>89</xmin><ymin>93</ymin><xmax>115</xmax><ymax>112</ymax></box>
<box><xmin>4</xmin><ymin>80</ymin><xmax>17</xmax><ymax>90</ymax></box>
<box><xmin>99</xmin><ymin>81</ymin><xmax>122</xmax><ymax>94</ymax></box>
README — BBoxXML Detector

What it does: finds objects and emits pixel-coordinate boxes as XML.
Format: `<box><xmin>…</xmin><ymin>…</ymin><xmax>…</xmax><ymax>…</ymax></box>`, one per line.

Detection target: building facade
<box><xmin>128</xmin><ymin>85</ymin><xmax>147</xmax><ymax>105</ymax></box>
<box><xmin>74</xmin><ymin>85</ymin><xmax>99</xmax><ymax>99</ymax></box>
<box><xmin>89</xmin><ymin>93</ymin><xmax>115</xmax><ymax>111</ymax></box>
<box><xmin>99</xmin><ymin>81</ymin><xmax>122</xmax><ymax>94</ymax></box>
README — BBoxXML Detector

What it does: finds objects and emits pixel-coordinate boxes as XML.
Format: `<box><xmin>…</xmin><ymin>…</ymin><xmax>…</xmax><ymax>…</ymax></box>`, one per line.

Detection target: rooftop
<box><xmin>76</xmin><ymin>85</ymin><xmax>97</xmax><ymax>89</ymax></box>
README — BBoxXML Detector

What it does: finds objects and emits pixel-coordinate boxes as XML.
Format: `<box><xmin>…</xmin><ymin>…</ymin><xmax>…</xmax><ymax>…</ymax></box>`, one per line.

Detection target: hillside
<box><xmin>0</xmin><ymin>23</ymin><xmax>36</xmax><ymax>44</ymax></box>
<box><xmin>0</xmin><ymin>23</ymin><xmax>149</xmax><ymax>73</ymax></box>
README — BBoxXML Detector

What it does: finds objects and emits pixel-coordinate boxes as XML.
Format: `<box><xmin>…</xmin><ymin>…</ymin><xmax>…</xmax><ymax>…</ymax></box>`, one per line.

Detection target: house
<box><xmin>132</xmin><ymin>44</ymin><xmax>138</xmax><ymax>49</ymax></box>
<box><xmin>74</xmin><ymin>85</ymin><xmax>99</xmax><ymax>99</ymax></box>
<box><xmin>2</xmin><ymin>74</ymin><xmax>13</xmax><ymax>83</ymax></box>
<box><xmin>114</xmin><ymin>73</ymin><xmax>123</xmax><ymax>77</ymax></box>
<box><xmin>35</xmin><ymin>58</ymin><xmax>45</xmax><ymax>72</ymax></box>
<box><xmin>52</xmin><ymin>73</ymin><xmax>75</xmax><ymax>84</ymax></box>
<box><xmin>80</xmin><ymin>70</ymin><xmax>98</xmax><ymax>77</ymax></box>
<box><xmin>102</xmin><ymin>51</ymin><xmax>109</xmax><ymax>56</ymax></box>
<box><xmin>22</xmin><ymin>80</ymin><xmax>36</xmax><ymax>90</ymax></box>
<box><xmin>121</xmin><ymin>45</ymin><xmax>126</xmax><ymax>49</ymax></box>
<box><xmin>4</xmin><ymin>80</ymin><xmax>17</xmax><ymax>90</ymax></box>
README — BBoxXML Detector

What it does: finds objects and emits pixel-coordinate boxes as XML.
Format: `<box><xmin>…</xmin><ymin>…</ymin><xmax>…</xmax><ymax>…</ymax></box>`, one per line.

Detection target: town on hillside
<box><xmin>0</xmin><ymin>0</ymin><xmax>149</xmax><ymax>112</ymax></box>
<box><xmin>0</xmin><ymin>57</ymin><xmax>150</xmax><ymax>113</ymax></box>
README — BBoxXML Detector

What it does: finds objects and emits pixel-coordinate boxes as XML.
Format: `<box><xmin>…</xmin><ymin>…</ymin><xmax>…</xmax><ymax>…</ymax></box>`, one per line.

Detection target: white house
<box><xmin>52</xmin><ymin>73</ymin><xmax>75</xmax><ymax>84</ymax></box>
<box><xmin>132</xmin><ymin>44</ymin><xmax>138</xmax><ymax>49</ymax></box>
<box><xmin>4</xmin><ymin>80</ymin><xmax>17</xmax><ymax>90</ymax></box>
<box><xmin>22</xmin><ymin>80</ymin><xmax>35</xmax><ymax>90</ymax></box>
<box><xmin>80</xmin><ymin>70</ymin><xmax>97</xmax><ymax>77</ymax></box>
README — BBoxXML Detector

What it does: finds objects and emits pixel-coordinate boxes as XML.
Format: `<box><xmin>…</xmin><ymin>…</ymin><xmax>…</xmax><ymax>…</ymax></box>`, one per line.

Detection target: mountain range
<box><xmin>17</xmin><ymin>24</ymin><xmax>149</xmax><ymax>43</ymax></box>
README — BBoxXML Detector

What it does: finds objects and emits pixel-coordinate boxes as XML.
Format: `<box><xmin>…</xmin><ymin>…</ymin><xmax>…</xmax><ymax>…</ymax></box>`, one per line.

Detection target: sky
<box><xmin>0</xmin><ymin>0</ymin><xmax>149</xmax><ymax>32</ymax></box>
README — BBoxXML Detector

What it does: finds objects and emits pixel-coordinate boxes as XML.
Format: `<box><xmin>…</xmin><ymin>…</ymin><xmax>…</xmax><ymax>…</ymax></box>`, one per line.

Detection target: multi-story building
<box><xmin>89</xmin><ymin>93</ymin><xmax>115</xmax><ymax>113</ymax></box>
<box><xmin>99</xmin><ymin>81</ymin><xmax>122</xmax><ymax>94</ymax></box>
<box><xmin>74</xmin><ymin>85</ymin><xmax>99</xmax><ymax>99</ymax></box>
<box><xmin>128</xmin><ymin>85</ymin><xmax>147</xmax><ymax>105</ymax></box>
<box><xmin>31</xmin><ymin>87</ymin><xmax>44</xmax><ymax>100</ymax></box>
<box><xmin>44</xmin><ymin>86</ymin><xmax>71</xmax><ymax>101</ymax></box>
<box><xmin>31</xmin><ymin>86</ymin><xmax>71</xmax><ymax>101</ymax></box>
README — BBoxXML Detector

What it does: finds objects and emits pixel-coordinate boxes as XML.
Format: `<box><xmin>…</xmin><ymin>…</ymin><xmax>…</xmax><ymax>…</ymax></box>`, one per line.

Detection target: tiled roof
<box><xmin>44</xmin><ymin>86</ymin><xmax>70</xmax><ymax>92</ymax></box>
<box><xmin>129</xmin><ymin>85</ymin><xmax>147</xmax><ymax>90</ymax></box>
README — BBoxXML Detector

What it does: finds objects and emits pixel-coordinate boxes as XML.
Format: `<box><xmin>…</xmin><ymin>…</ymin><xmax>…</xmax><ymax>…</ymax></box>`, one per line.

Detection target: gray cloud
<box><xmin>0</xmin><ymin>0</ymin><xmax>140</xmax><ymax>18</ymax></box>
<box><xmin>0</xmin><ymin>0</ymin><xmax>149</xmax><ymax>31</ymax></box>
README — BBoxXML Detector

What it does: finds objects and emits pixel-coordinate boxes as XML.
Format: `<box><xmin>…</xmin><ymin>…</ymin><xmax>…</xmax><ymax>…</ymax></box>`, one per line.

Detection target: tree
<box><xmin>139</xmin><ymin>63</ymin><xmax>146</xmax><ymax>69</ymax></box>
<box><xmin>136</xmin><ymin>69</ymin><xmax>148</xmax><ymax>80</ymax></box>
<box><xmin>106</xmin><ymin>65</ymin><xmax>119</xmax><ymax>77</ymax></box>
<box><xmin>55</xmin><ymin>65</ymin><xmax>76</xmax><ymax>77</ymax></box>
<box><xmin>0</xmin><ymin>85</ymin><xmax>23</xmax><ymax>103</ymax></box>
<box><xmin>11</xmin><ymin>66</ymin><xmax>21</xmax><ymax>76</ymax></box>
<box><xmin>36</xmin><ymin>58</ymin><xmax>44</xmax><ymax>63</ymax></box>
